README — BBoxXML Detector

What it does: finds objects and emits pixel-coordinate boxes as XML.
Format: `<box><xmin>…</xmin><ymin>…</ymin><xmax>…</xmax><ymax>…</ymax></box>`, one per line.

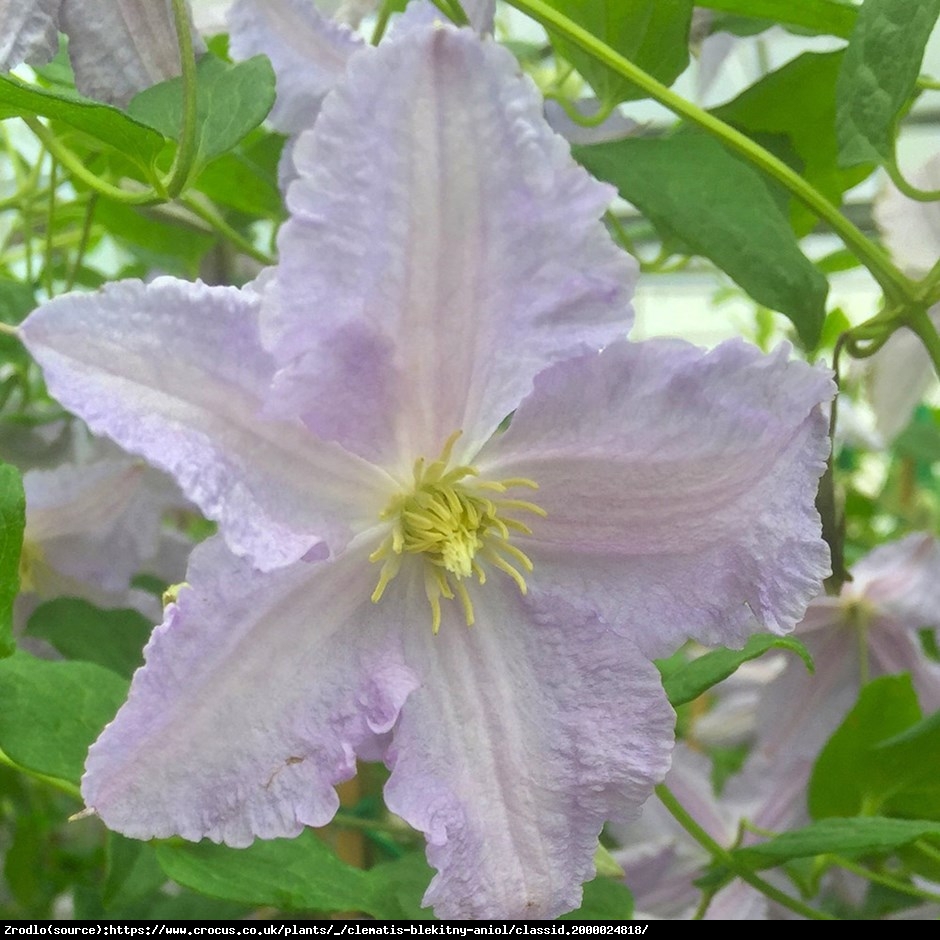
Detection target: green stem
<box><xmin>164</xmin><ymin>0</ymin><xmax>200</xmax><ymax>199</ymax></box>
<box><xmin>180</xmin><ymin>195</ymin><xmax>276</xmax><ymax>266</ymax></box>
<box><xmin>918</xmin><ymin>255</ymin><xmax>940</xmax><ymax>303</ymax></box>
<box><xmin>371</xmin><ymin>0</ymin><xmax>394</xmax><ymax>44</ymax></box>
<box><xmin>832</xmin><ymin>855</ymin><xmax>940</xmax><ymax>905</ymax></box>
<box><xmin>22</xmin><ymin>116</ymin><xmax>161</xmax><ymax>205</ymax></box>
<box><xmin>43</xmin><ymin>157</ymin><xmax>57</xmax><ymax>297</ymax></box>
<box><xmin>431</xmin><ymin>0</ymin><xmax>470</xmax><ymax>26</ymax></box>
<box><xmin>905</xmin><ymin>305</ymin><xmax>940</xmax><ymax>378</ymax></box>
<box><xmin>655</xmin><ymin>784</ymin><xmax>835</xmax><ymax>920</ymax></box>
<box><xmin>504</xmin><ymin>0</ymin><xmax>913</xmax><ymax>303</ymax></box>
<box><xmin>543</xmin><ymin>93</ymin><xmax>615</xmax><ymax>127</ymax></box>
<box><xmin>67</xmin><ymin>193</ymin><xmax>99</xmax><ymax>292</ymax></box>
<box><xmin>886</xmin><ymin>158</ymin><xmax>940</xmax><ymax>203</ymax></box>
<box><xmin>0</xmin><ymin>747</ymin><xmax>82</xmax><ymax>801</ymax></box>
<box><xmin>331</xmin><ymin>811</ymin><xmax>417</xmax><ymax>840</ymax></box>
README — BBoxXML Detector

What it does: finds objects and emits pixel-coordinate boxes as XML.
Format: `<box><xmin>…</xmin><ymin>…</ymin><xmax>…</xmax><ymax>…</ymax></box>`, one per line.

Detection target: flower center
<box><xmin>370</xmin><ymin>431</ymin><xmax>546</xmax><ymax>633</ymax></box>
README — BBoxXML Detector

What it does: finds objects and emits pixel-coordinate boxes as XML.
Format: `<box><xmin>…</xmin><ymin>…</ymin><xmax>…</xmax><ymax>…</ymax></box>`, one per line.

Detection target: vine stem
<box><xmin>886</xmin><ymin>156</ymin><xmax>940</xmax><ymax>203</ymax></box>
<box><xmin>164</xmin><ymin>0</ymin><xmax>200</xmax><ymax>199</ymax></box>
<box><xmin>833</xmin><ymin>855</ymin><xmax>940</xmax><ymax>905</ymax></box>
<box><xmin>180</xmin><ymin>195</ymin><xmax>275</xmax><ymax>266</ymax></box>
<box><xmin>21</xmin><ymin>116</ymin><xmax>160</xmax><ymax>205</ymax></box>
<box><xmin>504</xmin><ymin>0</ymin><xmax>914</xmax><ymax>304</ymax></box>
<box><xmin>655</xmin><ymin>784</ymin><xmax>835</xmax><ymax>920</ymax></box>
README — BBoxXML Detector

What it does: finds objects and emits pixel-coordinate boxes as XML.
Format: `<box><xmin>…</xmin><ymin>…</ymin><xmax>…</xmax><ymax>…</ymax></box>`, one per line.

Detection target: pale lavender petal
<box><xmin>852</xmin><ymin>533</ymin><xmax>940</xmax><ymax>631</ymax></box>
<box><xmin>59</xmin><ymin>0</ymin><xmax>204</xmax><ymax>106</ymax></box>
<box><xmin>267</xmin><ymin>25</ymin><xmax>635</xmax><ymax>469</ymax></box>
<box><xmin>706</xmin><ymin>881</ymin><xmax>767</xmax><ymax>920</ymax></box>
<box><xmin>21</xmin><ymin>278</ymin><xmax>393</xmax><ymax>569</ymax></box>
<box><xmin>384</xmin><ymin>583</ymin><xmax>674</xmax><ymax>919</ymax></box>
<box><xmin>868</xmin><ymin>626</ymin><xmax>940</xmax><ymax>713</ymax></box>
<box><xmin>480</xmin><ymin>338</ymin><xmax>833</xmax><ymax>657</ymax></box>
<box><xmin>228</xmin><ymin>0</ymin><xmax>363</xmax><ymax>134</ymax></box>
<box><xmin>24</xmin><ymin>453</ymin><xmax>182</xmax><ymax>594</ymax></box>
<box><xmin>875</xmin><ymin>153</ymin><xmax>940</xmax><ymax>278</ymax></box>
<box><xmin>83</xmin><ymin>535</ymin><xmax>418</xmax><ymax>845</ymax></box>
<box><xmin>866</xmin><ymin>310</ymin><xmax>939</xmax><ymax>442</ymax></box>
<box><xmin>0</xmin><ymin>0</ymin><xmax>61</xmax><ymax>70</ymax></box>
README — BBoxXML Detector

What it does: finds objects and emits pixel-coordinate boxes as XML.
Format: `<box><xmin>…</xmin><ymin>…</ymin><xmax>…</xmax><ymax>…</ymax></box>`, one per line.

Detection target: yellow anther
<box><xmin>370</xmin><ymin>431</ymin><xmax>545</xmax><ymax>633</ymax></box>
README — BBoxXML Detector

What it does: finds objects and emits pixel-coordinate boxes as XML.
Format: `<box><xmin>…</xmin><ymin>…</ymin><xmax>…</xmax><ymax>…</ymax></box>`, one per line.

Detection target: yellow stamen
<box><xmin>370</xmin><ymin>431</ymin><xmax>544</xmax><ymax>633</ymax></box>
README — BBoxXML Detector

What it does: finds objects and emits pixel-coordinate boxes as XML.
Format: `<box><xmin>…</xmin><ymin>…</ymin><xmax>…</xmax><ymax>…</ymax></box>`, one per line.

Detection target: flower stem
<box><xmin>164</xmin><ymin>0</ymin><xmax>200</xmax><ymax>199</ymax></box>
<box><xmin>833</xmin><ymin>855</ymin><xmax>940</xmax><ymax>905</ymax></box>
<box><xmin>66</xmin><ymin>193</ymin><xmax>99</xmax><ymax>292</ymax></box>
<box><xmin>655</xmin><ymin>784</ymin><xmax>836</xmax><ymax>920</ymax></box>
<box><xmin>0</xmin><ymin>746</ymin><xmax>82</xmax><ymax>801</ymax></box>
<box><xmin>886</xmin><ymin>157</ymin><xmax>940</xmax><ymax>203</ymax></box>
<box><xmin>180</xmin><ymin>194</ymin><xmax>275</xmax><ymax>266</ymax></box>
<box><xmin>43</xmin><ymin>158</ymin><xmax>58</xmax><ymax>297</ymax></box>
<box><xmin>904</xmin><ymin>305</ymin><xmax>940</xmax><ymax>378</ymax></box>
<box><xmin>371</xmin><ymin>0</ymin><xmax>394</xmax><ymax>44</ymax></box>
<box><xmin>504</xmin><ymin>0</ymin><xmax>913</xmax><ymax>303</ymax></box>
<box><xmin>21</xmin><ymin>116</ymin><xmax>161</xmax><ymax>205</ymax></box>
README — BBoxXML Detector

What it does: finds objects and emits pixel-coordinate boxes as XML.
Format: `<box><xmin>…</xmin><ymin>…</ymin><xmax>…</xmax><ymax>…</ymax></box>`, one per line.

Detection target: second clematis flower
<box><xmin>21</xmin><ymin>24</ymin><xmax>834</xmax><ymax>919</ymax></box>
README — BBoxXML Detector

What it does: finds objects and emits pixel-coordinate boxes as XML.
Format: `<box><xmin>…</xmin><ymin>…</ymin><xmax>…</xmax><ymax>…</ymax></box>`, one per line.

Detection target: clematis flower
<box><xmin>0</xmin><ymin>0</ymin><xmax>203</xmax><ymax>106</ymax></box>
<box><xmin>21</xmin><ymin>24</ymin><xmax>833</xmax><ymax>919</ymax></box>
<box><xmin>17</xmin><ymin>436</ymin><xmax>192</xmax><ymax>626</ymax></box>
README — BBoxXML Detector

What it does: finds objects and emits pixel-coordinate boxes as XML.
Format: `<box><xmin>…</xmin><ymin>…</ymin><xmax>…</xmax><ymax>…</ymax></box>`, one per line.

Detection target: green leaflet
<box><xmin>809</xmin><ymin>675</ymin><xmax>940</xmax><ymax>820</ymax></box>
<box><xmin>26</xmin><ymin>598</ymin><xmax>152</xmax><ymax>680</ymax></box>
<box><xmin>575</xmin><ymin>131</ymin><xmax>828</xmax><ymax>346</ymax></box>
<box><xmin>0</xmin><ymin>651</ymin><xmax>128</xmax><ymax>786</ymax></box>
<box><xmin>128</xmin><ymin>54</ymin><xmax>276</xmax><ymax>173</ymax></box>
<box><xmin>697</xmin><ymin>0</ymin><xmax>857</xmax><ymax>38</ymax></box>
<box><xmin>659</xmin><ymin>633</ymin><xmax>813</xmax><ymax>707</ymax></box>
<box><xmin>0</xmin><ymin>75</ymin><xmax>166</xmax><ymax>174</ymax></box>
<box><xmin>733</xmin><ymin>816</ymin><xmax>940</xmax><ymax>869</ymax></box>
<box><xmin>836</xmin><ymin>0</ymin><xmax>940</xmax><ymax>166</ymax></box>
<box><xmin>714</xmin><ymin>51</ymin><xmax>872</xmax><ymax>236</ymax></box>
<box><xmin>543</xmin><ymin>0</ymin><xmax>694</xmax><ymax>104</ymax></box>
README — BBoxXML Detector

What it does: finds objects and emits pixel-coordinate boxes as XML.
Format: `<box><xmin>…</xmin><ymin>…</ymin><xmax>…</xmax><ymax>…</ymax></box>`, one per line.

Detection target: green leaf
<box><xmin>544</xmin><ymin>0</ymin><xmax>694</xmax><ymax>104</ymax></box>
<box><xmin>366</xmin><ymin>852</ymin><xmax>435</xmax><ymax>920</ymax></box>
<box><xmin>0</xmin><ymin>650</ymin><xmax>128</xmax><ymax>785</ymax></box>
<box><xmin>0</xmin><ymin>75</ymin><xmax>166</xmax><ymax>173</ymax></box>
<box><xmin>0</xmin><ymin>462</ymin><xmax>25</xmax><ymax>659</ymax></box>
<box><xmin>836</xmin><ymin>0</ymin><xmax>940</xmax><ymax>166</ymax></box>
<box><xmin>697</xmin><ymin>0</ymin><xmax>858</xmax><ymax>38</ymax></box>
<box><xmin>713</xmin><ymin>51</ymin><xmax>872</xmax><ymax>236</ymax></box>
<box><xmin>659</xmin><ymin>633</ymin><xmax>813</xmax><ymax>708</ymax></box>
<box><xmin>0</xmin><ymin>279</ymin><xmax>36</xmax><ymax>325</ymax></box>
<box><xmin>733</xmin><ymin>816</ymin><xmax>940</xmax><ymax>869</ymax></box>
<box><xmin>809</xmin><ymin>675</ymin><xmax>940</xmax><ymax>819</ymax></box>
<box><xmin>560</xmin><ymin>877</ymin><xmax>634</xmax><ymax>919</ymax></box>
<box><xmin>25</xmin><ymin>598</ymin><xmax>152</xmax><ymax>680</ymax></box>
<box><xmin>575</xmin><ymin>131</ymin><xmax>828</xmax><ymax>346</ymax></box>
<box><xmin>194</xmin><ymin>152</ymin><xmax>283</xmax><ymax>219</ymax></box>
<box><xmin>156</xmin><ymin>831</ymin><xmax>401</xmax><ymax>918</ymax></box>
<box><xmin>128</xmin><ymin>55</ymin><xmax>276</xmax><ymax>171</ymax></box>
<box><xmin>93</xmin><ymin>199</ymin><xmax>214</xmax><ymax>278</ymax></box>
